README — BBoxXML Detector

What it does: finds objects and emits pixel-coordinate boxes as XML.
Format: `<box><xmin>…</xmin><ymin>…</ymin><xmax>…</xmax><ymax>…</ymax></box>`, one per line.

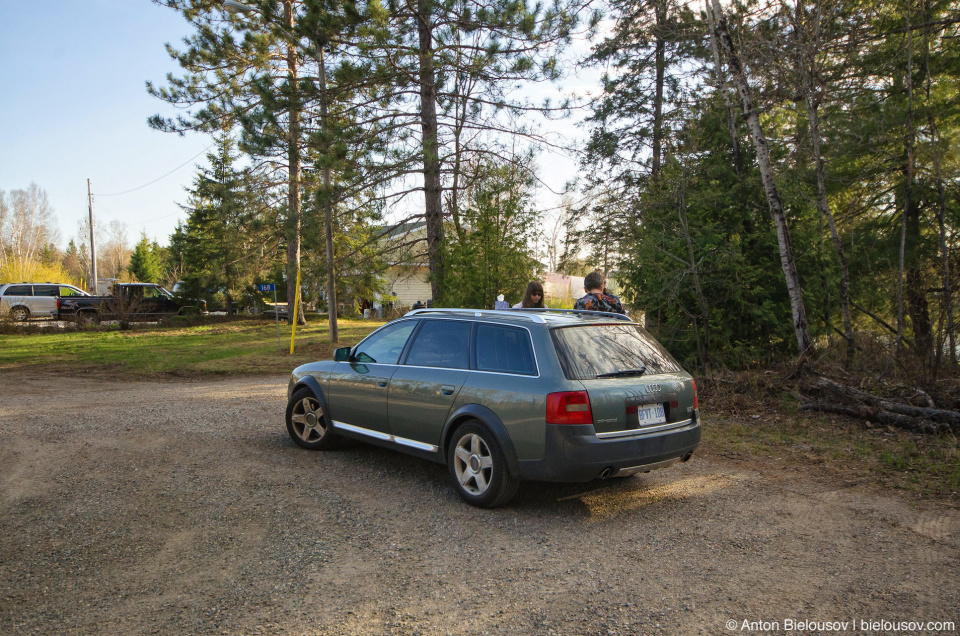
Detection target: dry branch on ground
<box><xmin>800</xmin><ymin>376</ymin><xmax>958</xmax><ymax>435</ymax></box>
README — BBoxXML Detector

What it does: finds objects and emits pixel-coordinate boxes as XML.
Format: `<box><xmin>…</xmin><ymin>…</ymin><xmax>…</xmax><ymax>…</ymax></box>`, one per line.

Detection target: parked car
<box><xmin>0</xmin><ymin>282</ymin><xmax>89</xmax><ymax>321</ymax></box>
<box><xmin>57</xmin><ymin>283</ymin><xmax>206</xmax><ymax>325</ymax></box>
<box><xmin>285</xmin><ymin>307</ymin><xmax>701</xmax><ymax>507</ymax></box>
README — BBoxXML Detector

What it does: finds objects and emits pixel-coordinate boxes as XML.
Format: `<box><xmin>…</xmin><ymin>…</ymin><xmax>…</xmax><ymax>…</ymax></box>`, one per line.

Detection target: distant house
<box><xmin>543</xmin><ymin>272</ymin><xmax>585</xmax><ymax>305</ymax></box>
<box><xmin>378</xmin><ymin>221</ymin><xmax>432</xmax><ymax>308</ymax></box>
<box><xmin>374</xmin><ymin>223</ymin><xmax>625</xmax><ymax>310</ymax></box>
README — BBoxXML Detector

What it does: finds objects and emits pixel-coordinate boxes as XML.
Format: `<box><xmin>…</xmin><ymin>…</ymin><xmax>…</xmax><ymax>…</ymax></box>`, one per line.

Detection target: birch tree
<box><xmin>710</xmin><ymin>0</ymin><xmax>814</xmax><ymax>356</ymax></box>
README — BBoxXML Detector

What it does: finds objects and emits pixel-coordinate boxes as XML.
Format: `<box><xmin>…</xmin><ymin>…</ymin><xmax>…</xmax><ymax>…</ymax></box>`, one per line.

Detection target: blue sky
<box><xmin>1</xmin><ymin>1</ymin><xmax>587</xmax><ymax>250</ymax></box>
<box><xmin>1</xmin><ymin>1</ymin><xmax>213</xmax><ymax>247</ymax></box>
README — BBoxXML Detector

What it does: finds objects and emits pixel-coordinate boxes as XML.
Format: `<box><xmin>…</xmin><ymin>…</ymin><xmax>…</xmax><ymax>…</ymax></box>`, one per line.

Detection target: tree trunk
<box><xmin>815</xmin><ymin>377</ymin><xmax>960</xmax><ymax>426</ymax></box>
<box><xmin>705</xmin><ymin>1</ymin><xmax>742</xmax><ymax>179</ymax></box>
<box><xmin>899</xmin><ymin>1</ymin><xmax>933</xmax><ymax>365</ymax></box>
<box><xmin>651</xmin><ymin>0</ymin><xmax>666</xmax><ymax>181</ymax></box>
<box><xmin>284</xmin><ymin>0</ymin><xmax>304</xmax><ymax>326</ymax></box>
<box><xmin>417</xmin><ymin>0</ymin><xmax>444</xmax><ymax>303</ymax></box>
<box><xmin>711</xmin><ymin>0</ymin><xmax>813</xmax><ymax>356</ymax></box>
<box><xmin>794</xmin><ymin>2</ymin><xmax>854</xmax><ymax>361</ymax></box>
<box><xmin>319</xmin><ymin>46</ymin><xmax>338</xmax><ymax>343</ymax></box>
<box><xmin>679</xmin><ymin>167</ymin><xmax>711</xmax><ymax>368</ymax></box>
<box><xmin>923</xmin><ymin>0</ymin><xmax>954</xmax><ymax>366</ymax></box>
<box><xmin>450</xmin><ymin>72</ymin><xmax>468</xmax><ymax>243</ymax></box>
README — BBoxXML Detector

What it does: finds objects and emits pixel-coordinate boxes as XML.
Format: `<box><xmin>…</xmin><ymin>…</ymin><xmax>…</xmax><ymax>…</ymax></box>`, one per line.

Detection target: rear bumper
<box><xmin>517</xmin><ymin>412</ymin><xmax>701</xmax><ymax>482</ymax></box>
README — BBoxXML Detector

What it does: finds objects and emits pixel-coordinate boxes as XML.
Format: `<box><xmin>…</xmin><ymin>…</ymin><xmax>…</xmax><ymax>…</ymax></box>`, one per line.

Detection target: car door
<box><xmin>325</xmin><ymin>319</ymin><xmax>419</xmax><ymax>437</ymax></box>
<box><xmin>59</xmin><ymin>285</ymin><xmax>87</xmax><ymax>299</ymax></box>
<box><xmin>149</xmin><ymin>286</ymin><xmax>182</xmax><ymax>318</ymax></box>
<box><xmin>32</xmin><ymin>285</ymin><xmax>59</xmax><ymax>317</ymax></box>
<box><xmin>132</xmin><ymin>286</ymin><xmax>162</xmax><ymax>320</ymax></box>
<box><xmin>388</xmin><ymin>319</ymin><xmax>472</xmax><ymax>449</ymax></box>
<box><xmin>1</xmin><ymin>285</ymin><xmax>32</xmax><ymax>318</ymax></box>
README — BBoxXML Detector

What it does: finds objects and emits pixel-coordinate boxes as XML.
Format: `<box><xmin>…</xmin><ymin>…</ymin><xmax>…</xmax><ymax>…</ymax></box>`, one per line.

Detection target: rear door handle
<box><xmin>440</xmin><ymin>385</ymin><xmax>455</xmax><ymax>395</ymax></box>
<box><xmin>377</xmin><ymin>377</ymin><xmax>389</xmax><ymax>388</ymax></box>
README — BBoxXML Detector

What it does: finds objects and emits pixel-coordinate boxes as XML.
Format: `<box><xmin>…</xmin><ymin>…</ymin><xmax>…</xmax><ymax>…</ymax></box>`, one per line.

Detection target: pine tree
<box><xmin>128</xmin><ymin>234</ymin><xmax>164</xmax><ymax>283</ymax></box>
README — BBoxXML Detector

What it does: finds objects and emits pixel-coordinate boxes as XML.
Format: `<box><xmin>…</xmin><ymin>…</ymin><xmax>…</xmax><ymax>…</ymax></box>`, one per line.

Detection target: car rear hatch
<box><xmin>550</xmin><ymin>323</ymin><xmax>696</xmax><ymax>436</ymax></box>
<box><xmin>578</xmin><ymin>373</ymin><xmax>695</xmax><ymax>435</ymax></box>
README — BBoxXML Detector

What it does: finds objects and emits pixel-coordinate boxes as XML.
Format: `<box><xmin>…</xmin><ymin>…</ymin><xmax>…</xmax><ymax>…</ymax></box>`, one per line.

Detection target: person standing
<box><xmin>512</xmin><ymin>281</ymin><xmax>548</xmax><ymax>309</ymax></box>
<box><xmin>574</xmin><ymin>271</ymin><xmax>625</xmax><ymax>314</ymax></box>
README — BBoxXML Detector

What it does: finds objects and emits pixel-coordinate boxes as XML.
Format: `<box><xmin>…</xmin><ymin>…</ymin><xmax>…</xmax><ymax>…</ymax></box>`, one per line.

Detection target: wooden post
<box><xmin>290</xmin><ymin>270</ymin><xmax>301</xmax><ymax>355</ymax></box>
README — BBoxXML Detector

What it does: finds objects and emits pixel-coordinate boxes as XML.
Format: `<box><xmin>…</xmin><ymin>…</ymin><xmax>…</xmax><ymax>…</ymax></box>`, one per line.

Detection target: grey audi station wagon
<box><xmin>285</xmin><ymin>308</ymin><xmax>700</xmax><ymax>507</ymax></box>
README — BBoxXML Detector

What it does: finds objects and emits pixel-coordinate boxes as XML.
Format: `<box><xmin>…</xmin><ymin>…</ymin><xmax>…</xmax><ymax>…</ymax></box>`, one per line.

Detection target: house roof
<box><xmin>376</xmin><ymin>221</ymin><xmax>427</xmax><ymax>240</ymax></box>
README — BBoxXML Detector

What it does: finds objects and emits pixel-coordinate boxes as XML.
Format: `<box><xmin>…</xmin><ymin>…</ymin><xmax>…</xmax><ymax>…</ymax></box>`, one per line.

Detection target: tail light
<box><xmin>692</xmin><ymin>379</ymin><xmax>698</xmax><ymax>409</ymax></box>
<box><xmin>546</xmin><ymin>391</ymin><xmax>593</xmax><ymax>425</ymax></box>
<box><xmin>56</xmin><ymin>298</ymin><xmax>60</xmax><ymax>311</ymax></box>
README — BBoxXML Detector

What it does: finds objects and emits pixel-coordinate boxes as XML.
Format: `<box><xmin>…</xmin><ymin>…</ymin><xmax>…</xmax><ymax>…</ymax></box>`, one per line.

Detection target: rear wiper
<box><xmin>595</xmin><ymin>367</ymin><xmax>647</xmax><ymax>378</ymax></box>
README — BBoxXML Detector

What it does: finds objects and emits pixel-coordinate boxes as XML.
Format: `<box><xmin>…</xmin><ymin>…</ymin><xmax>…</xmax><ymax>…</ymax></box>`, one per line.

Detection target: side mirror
<box><xmin>334</xmin><ymin>346</ymin><xmax>352</xmax><ymax>362</ymax></box>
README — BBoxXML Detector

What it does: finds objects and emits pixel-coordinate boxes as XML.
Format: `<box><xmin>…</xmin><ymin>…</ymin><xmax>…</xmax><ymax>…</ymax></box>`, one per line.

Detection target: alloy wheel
<box><xmin>289</xmin><ymin>396</ymin><xmax>327</xmax><ymax>443</ymax></box>
<box><xmin>453</xmin><ymin>433</ymin><xmax>494</xmax><ymax>496</ymax></box>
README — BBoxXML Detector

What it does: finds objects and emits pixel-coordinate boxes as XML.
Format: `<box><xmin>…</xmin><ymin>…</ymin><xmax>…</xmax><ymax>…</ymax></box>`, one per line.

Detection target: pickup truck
<box><xmin>57</xmin><ymin>283</ymin><xmax>206</xmax><ymax>326</ymax></box>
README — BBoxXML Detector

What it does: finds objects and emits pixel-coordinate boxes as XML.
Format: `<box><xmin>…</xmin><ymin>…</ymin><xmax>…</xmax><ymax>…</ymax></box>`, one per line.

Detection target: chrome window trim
<box><xmin>345</xmin><ymin>317</ymin><xmax>541</xmax><ymax>377</ymax></box>
<box><xmin>595</xmin><ymin>418</ymin><xmax>696</xmax><ymax>439</ymax></box>
<box><xmin>331</xmin><ymin>420</ymin><xmax>439</xmax><ymax>453</ymax></box>
<box><xmin>399</xmin><ymin>364</ymin><xmax>541</xmax><ymax>379</ymax></box>
<box><xmin>405</xmin><ymin>308</ymin><xmax>547</xmax><ymax>323</ymax></box>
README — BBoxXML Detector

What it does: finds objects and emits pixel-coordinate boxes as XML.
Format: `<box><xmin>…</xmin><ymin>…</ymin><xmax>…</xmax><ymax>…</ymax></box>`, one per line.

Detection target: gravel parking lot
<box><xmin>1</xmin><ymin>371</ymin><xmax>958</xmax><ymax>635</ymax></box>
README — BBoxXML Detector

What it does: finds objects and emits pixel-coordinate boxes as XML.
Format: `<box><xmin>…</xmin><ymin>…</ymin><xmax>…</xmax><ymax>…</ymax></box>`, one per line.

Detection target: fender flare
<box><xmin>75</xmin><ymin>308</ymin><xmax>101</xmax><ymax>324</ymax></box>
<box><xmin>291</xmin><ymin>375</ymin><xmax>331</xmax><ymax>418</ymax></box>
<box><xmin>442</xmin><ymin>404</ymin><xmax>520</xmax><ymax>478</ymax></box>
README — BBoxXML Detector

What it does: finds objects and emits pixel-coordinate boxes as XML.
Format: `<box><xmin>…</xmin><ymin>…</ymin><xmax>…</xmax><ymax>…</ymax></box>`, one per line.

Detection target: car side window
<box><xmin>475</xmin><ymin>324</ymin><xmax>537</xmax><ymax>376</ymax></box>
<box><xmin>353</xmin><ymin>320</ymin><xmax>417</xmax><ymax>365</ymax></box>
<box><xmin>59</xmin><ymin>286</ymin><xmax>82</xmax><ymax>297</ymax></box>
<box><xmin>405</xmin><ymin>320</ymin><xmax>471</xmax><ymax>370</ymax></box>
<box><xmin>34</xmin><ymin>285</ymin><xmax>58</xmax><ymax>297</ymax></box>
<box><xmin>5</xmin><ymin>285</ymin><xmax>31</xmax><ymax>296</ymax></box>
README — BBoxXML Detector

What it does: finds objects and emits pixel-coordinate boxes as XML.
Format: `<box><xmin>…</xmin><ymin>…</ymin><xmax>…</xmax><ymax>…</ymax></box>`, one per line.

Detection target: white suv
<box><xmin>0</xmin><ymin>283</ymin><xmax>89</xmax><ymax>321</ymax></box>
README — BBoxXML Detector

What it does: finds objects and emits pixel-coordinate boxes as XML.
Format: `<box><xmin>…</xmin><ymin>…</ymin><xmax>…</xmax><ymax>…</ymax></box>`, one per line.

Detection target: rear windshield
<box><xmin>551</xmin><ymin>324</ymin><xmax>683</xmax><ymax>380</ymax></box>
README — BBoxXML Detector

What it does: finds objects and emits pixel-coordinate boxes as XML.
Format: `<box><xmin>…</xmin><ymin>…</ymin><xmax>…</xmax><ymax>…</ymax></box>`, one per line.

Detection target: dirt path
<box><xmin>1</xmin><ymin>372</ymin><xmax>957</xmax><ymax>635</ymax></box>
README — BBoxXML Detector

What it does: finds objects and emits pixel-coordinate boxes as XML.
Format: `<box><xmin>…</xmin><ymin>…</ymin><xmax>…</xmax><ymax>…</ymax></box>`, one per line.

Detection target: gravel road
<box><xmin>1</xmin><ymin>371</ymin><xmax>958</xmax><ymax>635</ymax></box>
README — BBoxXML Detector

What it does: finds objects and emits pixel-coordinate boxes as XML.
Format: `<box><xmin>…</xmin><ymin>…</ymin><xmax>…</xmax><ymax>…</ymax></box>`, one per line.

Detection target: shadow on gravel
<box><xmin>268</xmin><ymin>430</ymin><xmax>714</xmax><ymax>519</ymax></box>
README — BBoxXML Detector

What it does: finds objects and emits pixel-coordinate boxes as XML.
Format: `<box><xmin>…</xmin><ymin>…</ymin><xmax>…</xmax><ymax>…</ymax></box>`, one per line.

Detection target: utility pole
<box><xmin>319</xmin><ymin>44</ymin><xmax>338</xmax><ymax>343</ymax></box>
<box><xmin>87</xmin><ymin>179</ymin><xmax>98</xmax><ymax>294</ymax></box>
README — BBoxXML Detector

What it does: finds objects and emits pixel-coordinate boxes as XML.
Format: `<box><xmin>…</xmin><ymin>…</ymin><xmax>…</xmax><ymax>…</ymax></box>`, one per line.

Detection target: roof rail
<box><xmin>512</xmin><ymin>307</ymin><xmax>634</xmax><ymax>322</ymax></box>
<box><xmin>403</xmin><ymin>308</ymin><xmax>546</xmax><ymax>323</ymax></box>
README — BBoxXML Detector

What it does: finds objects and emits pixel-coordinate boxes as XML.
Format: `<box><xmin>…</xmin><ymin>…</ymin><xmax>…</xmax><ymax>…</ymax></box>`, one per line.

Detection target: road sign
<box><xmin>256</xmin><ymin>283</ymin><xmax>282</xmax><ymax>353</ymax></box>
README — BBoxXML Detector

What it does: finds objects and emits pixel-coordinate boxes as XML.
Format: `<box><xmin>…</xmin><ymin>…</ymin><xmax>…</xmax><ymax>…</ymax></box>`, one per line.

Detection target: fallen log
<box><xmin>816</xmin><ymin>377</ymin><xmax>960</xmax><ymax>428</ymax></box>
<box><xmin>800</xmin><ymin>401</ymin><xmax>950</xmax><ymax>435</ymax></box>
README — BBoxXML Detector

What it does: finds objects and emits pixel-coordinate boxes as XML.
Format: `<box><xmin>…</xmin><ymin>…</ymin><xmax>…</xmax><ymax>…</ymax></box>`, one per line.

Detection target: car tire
<box><xmin>76</xmin><ymin>311</ymin><xmax>100</xmax><ymax>327</ymax></box>
<box><xmin>285</xmin><ymin>388</ymin><xmax>339</xmax><ymax>450</ymax></box>
<box><xmin>10</xmin><ymin>306</ymin><xmax>29</xmax><ymax>322</ymax></box>
<box><xmin>447</xmin><ymin>421</ymin><xmax>519</xmax><ymax>508</ymax></box>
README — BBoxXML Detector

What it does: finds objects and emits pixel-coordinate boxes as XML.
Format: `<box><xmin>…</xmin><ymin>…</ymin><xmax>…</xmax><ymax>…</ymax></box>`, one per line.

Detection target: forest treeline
<box><xmin>2</xmin><ymin>0</ymin><xmax>958</xmax><ymax>387</ymax></box>
<box><xmin>572</xmin><ymin>0</ymin><xmax>959</xmax><ymax>383</ymax></box>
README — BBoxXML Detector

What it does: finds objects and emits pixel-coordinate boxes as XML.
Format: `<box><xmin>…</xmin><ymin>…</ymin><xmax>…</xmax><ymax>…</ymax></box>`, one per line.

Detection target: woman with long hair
<box><xmin>512</xmin><ymin>281</ymin><xmax>547</xmax><ymax>309</ymax></box>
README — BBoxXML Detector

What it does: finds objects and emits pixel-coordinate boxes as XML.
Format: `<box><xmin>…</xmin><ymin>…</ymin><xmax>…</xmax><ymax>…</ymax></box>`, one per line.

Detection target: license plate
<box><xmin>636</xmin><ymin>403</ymin><xmax>667</xmax><ymax>426</ymax></box>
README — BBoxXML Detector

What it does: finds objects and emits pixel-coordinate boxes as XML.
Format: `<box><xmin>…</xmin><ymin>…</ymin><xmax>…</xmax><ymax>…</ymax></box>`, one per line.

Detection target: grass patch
<box><xmin>701</xmin><ymin>371</ymin><xmax>960</xmax><ymax>502</ymax></box>
<box><xmin>0</xmin><ymin>317</ymin><xmax>383</xmax><ymax>378</ymax></box>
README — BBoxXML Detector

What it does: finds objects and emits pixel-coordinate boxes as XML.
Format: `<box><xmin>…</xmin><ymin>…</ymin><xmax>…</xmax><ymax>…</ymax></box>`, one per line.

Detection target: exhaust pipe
<box><xmin>681</xmin><ymin>451</ymin><xmax>694</xmax><ymax>462</ymax></box>
<box><xmin>599</xmin><ymin>467</ymin><xmax>615</xmax><ymax>479</ymax></box>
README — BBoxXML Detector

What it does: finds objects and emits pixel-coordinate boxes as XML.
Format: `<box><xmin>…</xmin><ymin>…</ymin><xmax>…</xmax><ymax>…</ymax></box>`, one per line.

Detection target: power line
<box><xmin>94</xmin><ymin>143</ymin><xmax>214</xmax><ymax>197</ymax></box>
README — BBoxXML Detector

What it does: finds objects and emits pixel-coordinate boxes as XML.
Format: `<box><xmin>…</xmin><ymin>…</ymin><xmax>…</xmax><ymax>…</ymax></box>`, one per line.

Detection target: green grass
<box><xmin>704</xmin><ymin>407</ymin><xmax>960</xmax><ymax>501</ymax></box>
<box><xmin>0</xmin><ymin>317</ymin><xmax>383</xmax><ymax>377</ymax></box>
